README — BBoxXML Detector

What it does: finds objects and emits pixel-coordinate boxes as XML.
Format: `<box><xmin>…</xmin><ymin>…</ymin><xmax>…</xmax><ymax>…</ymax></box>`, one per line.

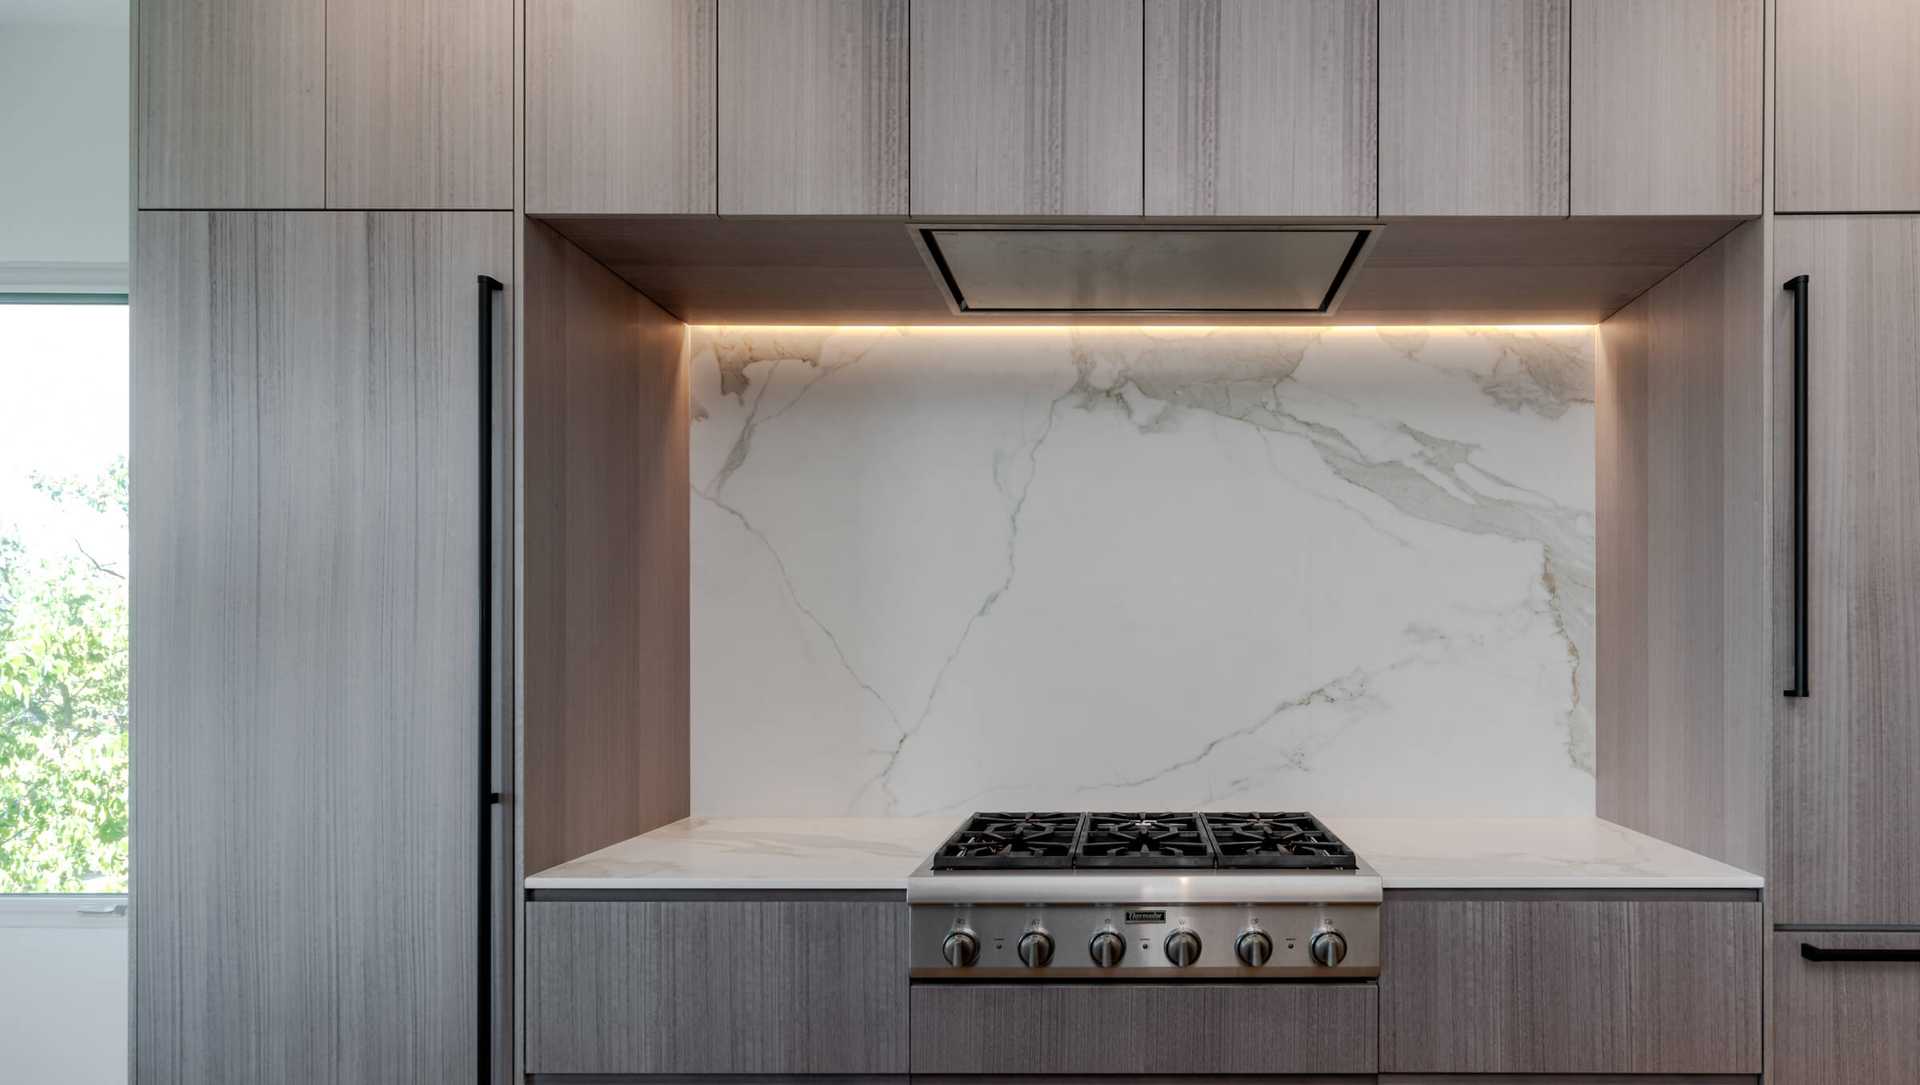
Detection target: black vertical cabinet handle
<box><xmin>1783</xmin><ymin>274</ymin><xmax>1810</xmax><ymax>699</ymax></box>
<box><xmin>476</xmin><ymin>273</ymin><xmax>504</xmax><ymax>1085</ymax></box>
<box><xmin>1801</xmin><ymin>943</ymin><xmax>1920</xmax><ymax>963</ymax></box>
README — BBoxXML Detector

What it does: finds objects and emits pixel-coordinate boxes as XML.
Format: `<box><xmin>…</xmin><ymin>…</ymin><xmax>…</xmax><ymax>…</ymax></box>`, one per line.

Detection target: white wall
<box><xmin>0</xmin><ymin>900</ymin><xmax>128</xmax><ymax>1084</ymax></box>
<box><xmin>0</xmin><ymin>8</ymin><xmax>129</xmax><ymax>285</ymax></box>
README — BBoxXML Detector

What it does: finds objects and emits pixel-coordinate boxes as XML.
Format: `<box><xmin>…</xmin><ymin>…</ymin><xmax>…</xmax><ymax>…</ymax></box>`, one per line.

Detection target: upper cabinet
<box><xmin>529</xmin><ymin>0</ymin><xmax>717</xmax><ymax>214</ymax></box>
<box><xmin>1380</xmin><ymin>0</ymin><xmax>1567</xmax><ymax>217</ymax></box>
<box><xmin>910</xmin><ymin>0</ymin><xmax>1143</xmax><ymax>217</ymax></box>
<box><xmin>1145</xmin><ymin>0</ymin><xmax>1376</xmax><ymax>217</ymax></box>
<box><xmin>326</xmin><ymin>0</ymin><xmax>514</xmax><ymax>208</ymax></box>
<box><xmin>138</xmin><ymin>0</ymin><xmax>510</xmax><ymax>209</ymax></box>
<box><xmin>1778</xmin><ymin>0</ymin><xmax>1920</xmax><ymax>212</ymax></box>
<box><xmin>720</xmin><ymin>0</ymin><xmax>908</xmax><ymax>215</ymax></box>
<box><xmin>138</xmin><ymin>0</ymin><xmax>325</xmax><ymax>208</ymax></box>
<box><xmin>1571</xmin><ymin>0</ymin><xmax>1762</xmax><ymax>216</ymax></box>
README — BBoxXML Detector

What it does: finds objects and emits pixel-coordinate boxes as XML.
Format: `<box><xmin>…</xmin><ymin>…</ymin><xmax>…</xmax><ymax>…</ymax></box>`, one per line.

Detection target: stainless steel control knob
<box><xmin>1163</xmin><ymin>929</ymin><xmax>1203</xmax><ymax>967</ymax></box>
<box><xmin>1235</xmin><ymin>929</ymin><xmax>1273</xmax><ymax>967</ymax></box>
<box><xmin>1017</xmin><ymin>930</ymin><xmax>1055</xmax><ymax>968</ymax></box>
<box><xmin>1088</xmin><ymin>929</ymin><xmax>1127</xmax><ymax>968</ymax></box>
<box><xmin>942</xmin><ymin>929</ymin><xmax>980</xmax><ymax>967</ymax></box>
<box><xmin>1309</xmin><ymin>929</ymin><xmax>1348</xmax><ymax>968</ymax></box>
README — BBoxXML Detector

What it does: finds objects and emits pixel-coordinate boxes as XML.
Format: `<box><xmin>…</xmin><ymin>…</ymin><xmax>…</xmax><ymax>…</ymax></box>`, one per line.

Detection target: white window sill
<box><xmin>0</xmin><ymin>895</ymin><xmax>128</xmax><ymax>928</ymax></box>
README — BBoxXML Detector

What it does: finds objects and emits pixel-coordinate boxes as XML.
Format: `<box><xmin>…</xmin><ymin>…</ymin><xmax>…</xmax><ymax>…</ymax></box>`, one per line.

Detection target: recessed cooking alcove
<box><xmin>534</xmin><ymin>214</ymin><xmax>1745</xmax><ymax>326</ymax></box>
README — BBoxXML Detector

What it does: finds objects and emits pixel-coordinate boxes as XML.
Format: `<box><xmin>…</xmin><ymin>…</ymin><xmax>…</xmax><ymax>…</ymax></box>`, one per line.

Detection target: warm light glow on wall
<box><xmin>687</xmin><ymin>323</ymin><xmax>1598</xmax><ymax>334</ymax></box>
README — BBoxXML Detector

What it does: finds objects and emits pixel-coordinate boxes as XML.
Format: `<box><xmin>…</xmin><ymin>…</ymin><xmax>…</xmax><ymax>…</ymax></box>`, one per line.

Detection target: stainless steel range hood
<box><xmin>909</xmin><ymin>223</ymin><xmax>1381</xmax><ymax>316</ymax></box>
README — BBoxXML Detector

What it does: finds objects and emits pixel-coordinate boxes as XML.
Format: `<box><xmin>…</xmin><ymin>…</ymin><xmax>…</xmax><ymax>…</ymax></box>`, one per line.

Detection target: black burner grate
<box><xmin>1076</xmin><ymin>812</ymin><xmax>1215</xmax><ymax>868</ymax></box>
<box><xmin>930</xmin><ymin>811</ymin><xmax>1359</xmax><ymax>871</ymax></box>
<box><xmin>1202</xmin><ymin>811</ymin><xmax>1357</xmax><ymax>869</ymax></box>
<box><xmin>930</xmin><ymin>812</ymin><xmax>1086</xmax><ymax>869</ymax></box>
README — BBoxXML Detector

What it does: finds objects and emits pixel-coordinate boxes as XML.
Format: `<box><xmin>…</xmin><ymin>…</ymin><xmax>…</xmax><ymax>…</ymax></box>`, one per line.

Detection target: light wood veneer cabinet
<box><xmin>525</xmin><ymin>899</ymin><xmax>907</xmax><ymax>1074</ymax></box>
<box><xmin>528</xmin><ymin>0</ymin><xmax>717</xmax><ymax>214</ymax></box>
<box><xmin>1778</xmin><ymin>0</ymin><xmax>1920</xmax><ymax>212</ymax></box>
<box><xmin>325</xmin><ymin>0</ymin><xmax>514</xmax><ymax>208</ymax></box>
<box><xmin>1774</xmin><ymin>932</ymin><xmax>1920</xmax><ymax>1084</ymax></box>
<box><xmin>1145</xmin><ymin>0</ymin><xmax>1377</xmax><ymax>217</ymax></box>
<box><xmin>1770</xmin><ymin>216</ymin><xmax>1920</xmax><ymax>928</ymax></box>
<box><xmin>1570</xmin><ymin>0</ymin><xmax>1762</xmax><ymax>215</ymax></box>
<box><xmin>719</xmin><ymin>0</ymin><xmax>908</xmax><ymax>215</ymax></box>
<box><xmin>1379</xmin><ymin>0</ymin><xmax>1567</xmax><ymax>216</ymax></box>
<box><xmin>138</xmin><ymin>0</ymin><xmax>511</xmax><ymax>209</ymax></box>
<box><xmin>1379</xmin><ymin>895</ymin><xmax>1762</xmax><ymax>1074</ymax></box>
<box><xmin>131</xmin><ymin>210</ymin><xmax>512</xmax><ymax>1083</ymax></box>
<box><xmin>909</xmin><ymin>0</ymin><xmax>1144</xmax><ymax>217</ymax></box>
<box><xmin>137</xmin><ymin>0</ymin><xmax>324</xmax><ymax>207</ymax></box>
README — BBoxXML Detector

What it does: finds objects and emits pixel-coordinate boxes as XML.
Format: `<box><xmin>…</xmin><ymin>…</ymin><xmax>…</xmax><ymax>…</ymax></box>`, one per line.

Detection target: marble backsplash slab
<box><xmin>687</xmin><ymin>325</ymin><xmax>1597</xmax><ymax>817</ymax></box>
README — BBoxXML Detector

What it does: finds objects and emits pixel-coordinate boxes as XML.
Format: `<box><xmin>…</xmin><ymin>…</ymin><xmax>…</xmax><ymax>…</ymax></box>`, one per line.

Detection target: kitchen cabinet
<box><xmin>1570</xmin><ymin>0</ymin><xmax>1762</xmax><ymax>215</ymax></box>
<box><xmin>911</xmin><ymin>983</ymin><xmax>1376</xmax><ymax>1075</ymax></box>
<box><xmin>326</xmin><ymin>0</ymin><xmax>513</xmax><ymax>208</ymax></box>
<box><xmin>1145</xmin><ymin>0</ymin><xmax>1375</xmax><ymax>217</ymax></box>
<box><xmin>719</xmin><ymin>0</ymin><xmax>907</xmax><ymax>215</ymax></box>
<box><xmin>1379</xmin><ymin>0</ymin><xmax>1567</xmax><ymax>217</ymax></box>
<box><xmin>1778</xmin><ymin>0</ymin><xmax>1920</xmax><ymax>212</ymax></box>
<box><xmin>528</xmin><ymin>0</ymin><xmax>716</xmax><ymax>214</ymax></box>
<box><xmin>909</xmin><ymin>0</ymin><xmax>1143</xmax><ymax>217</ymax></box>
<box><xmin>525</xmin><ymin>898</ymin><xmax>907</xmax><ymax>1074</ymax></box>
<box><xmin>1774</xmin><ymin>931</ymin><xmax>1920</xmax><ymax>1084</ymax></box>
<box><xmin>137</xmin><ymin>0</ymin><xmax>323</xmax><ymax>207</ymax></box>
<box><xmin>138</xmin><ymin>0</ymin><xmax>510</xmax><ymax>209</ymax></box>
<box><xmin>131</xmin><ymin>211</ymin><xmax>512</xmax><ymax>1083</ymax></box>
<box><xmin>1771</xmin><ymin>215</ymin><xmax>1920</xmax><ymax>927</ymax></box>
<box><xmin>1379</xmin><ymin>895</ymin><xmax>1761</xmax><ymax>1074</ymax></box>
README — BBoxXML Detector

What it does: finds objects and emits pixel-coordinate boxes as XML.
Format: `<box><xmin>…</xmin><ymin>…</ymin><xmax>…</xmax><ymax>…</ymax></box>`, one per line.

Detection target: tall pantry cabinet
<box><xmin>131</xmin><ymin>0</ymin><xmax>516</xmax><ymax>1083</ymax></box>
<box><xmin>1769</xmin><ymin>2</ymin><xmax>1920</xmax><ymax>1081</ymax></box>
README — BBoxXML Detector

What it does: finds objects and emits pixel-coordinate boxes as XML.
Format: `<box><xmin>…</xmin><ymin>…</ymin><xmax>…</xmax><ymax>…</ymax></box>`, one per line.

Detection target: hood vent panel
<box><xmin>912</xmin><ymin>224</ymin><xmax>1379</xmax><ymax>316</ymax></box>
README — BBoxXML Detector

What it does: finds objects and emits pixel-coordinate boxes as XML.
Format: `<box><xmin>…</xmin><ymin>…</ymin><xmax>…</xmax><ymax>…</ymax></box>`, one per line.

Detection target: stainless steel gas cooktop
<box><xmin>908</xmin><ymin>811</ymin><xmax>1381</xmax><ymax>982</ymax></box>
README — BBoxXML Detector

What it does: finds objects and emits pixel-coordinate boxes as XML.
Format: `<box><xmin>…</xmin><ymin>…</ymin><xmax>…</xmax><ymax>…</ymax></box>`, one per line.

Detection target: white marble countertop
<box><xmin>1321</xmin><ymin>816</ymin><xmax>1764</xmax><ymax>890</ymax></box>
<box><xmin>525</xmin><ymin>815</ymin><xmax>1762</xmax><ymax>891</ymax></box>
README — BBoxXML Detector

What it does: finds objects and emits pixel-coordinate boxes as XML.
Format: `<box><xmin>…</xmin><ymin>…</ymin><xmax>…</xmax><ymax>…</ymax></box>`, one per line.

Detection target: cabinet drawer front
<box><xmin>525</xmin><ymin>900</ymin><xmax>906</xmax><ymax>1074</ymax></box>
<box><xmin>910</xmin><ymin>983</ymin><xmax>1377</xmax><ymax>1075</ymax></box>
<box><xmin>1380</xmin><ymin>898</ymin><xmax>1760</xmax><ymax>1074</ymax></box>
<box><xmin>1774</xmin><ymin>931</ymin><xmax>1920</xmax><ymax>1084</ymax></box>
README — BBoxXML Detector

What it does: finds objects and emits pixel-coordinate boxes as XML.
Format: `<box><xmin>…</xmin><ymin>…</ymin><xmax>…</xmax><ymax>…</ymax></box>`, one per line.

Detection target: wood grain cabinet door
<box><xmin>1774</xmin><ymin>931</ymin><xmax>1920</xmax><ymax>1084</ymax></box>
<box><xmin>1778</xmin><ymin>0</ymin><xmax>1920</xmax><ymax>212</ymax></box>
<box><xmin>1771</xmin><ymin>216</ymin><xmax>1920</xmax><ymax>927</ymax></box>
<box><xmin>1146</xmin><ymin>0</ymin><xmax>1376</xmax><ymax>217</ymax></box>
<box><xmin>326</xmin><ymin>0</ymin><xmax>514</xmax><ymax>208</ymax></box>
<box><xmin>525</xmin><ymin>900</ymin><xmax>908</xmax><ymax>1075</ymax></box>
<box><xmin>1379</xmin><ymin>897</ymin><xmax>1760</xmax><ymax>1074</ymax></box>
<box><xmin>909</xmin><ymin>0</ymin><xmax>1143</xmax><ymax>217</ymax></box>
<box><xmin>1570</xmin><ymin>0</ymin><xmax>1762</xmax><ymax>215</ymax></box>
<box><xmin>131</xmin><ymin>211</ymin><xmax>513</xmax><ymax>1084</ymax></box>
<box><xmin>137</xmin><ymin>0</ymin><xmax>324</xmax><ymax>208</ymax></box>
<box><xmin>720</xmin><ymin>0</ymin><xmax>908</xmax><ymax>215</ymax></box>
<box><xmin>1379</xmin><ymin>0</ymin><xmax>1568</xmax><ymax>216</ymax></box>
<box><xmin>529</xmin><ymin>0</ymin><xmax>717</xmax><ymax>213</ymax></box>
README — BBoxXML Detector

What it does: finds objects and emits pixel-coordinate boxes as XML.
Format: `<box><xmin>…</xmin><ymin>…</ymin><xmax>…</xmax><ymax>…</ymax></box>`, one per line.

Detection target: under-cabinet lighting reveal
<box><xmin>686</xmin><ymin>325</ymin><xmax>1599</xmax><ymax>821</ymax></box>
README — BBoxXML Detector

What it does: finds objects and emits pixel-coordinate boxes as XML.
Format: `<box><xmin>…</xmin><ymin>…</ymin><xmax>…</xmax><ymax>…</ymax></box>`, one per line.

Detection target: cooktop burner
<box><xmin>1203</xmin><ymin>811</ymin><xmax>1356</xmax><ymax>869</ymax></box>
<box><xmin>930</xmin><ymin>812</ymin><xmax>1084</xmax><ymax>868</ymax></box>
<box><xmin>1078</xmin><ymin>812</ymin><xmax>1214</xmax><ymax>868</ymax></box>
<box><xmin>928</xmin><ymin>810</ymin><xmax>1358</xmax><ymax>871</ymax></box>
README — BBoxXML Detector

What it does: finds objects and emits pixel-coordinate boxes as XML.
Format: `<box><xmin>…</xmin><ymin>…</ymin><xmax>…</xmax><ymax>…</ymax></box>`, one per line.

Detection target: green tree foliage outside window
<box><xmin>0</xmin><ymin>458</ymin><xmax>129</xmax><ymax>892</ymax></box>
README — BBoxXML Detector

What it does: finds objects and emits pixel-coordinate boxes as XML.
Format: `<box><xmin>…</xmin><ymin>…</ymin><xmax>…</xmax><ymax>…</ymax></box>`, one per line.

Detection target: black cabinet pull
<box><xmin>1802</xmin><ymin>943</ymin><xmax>1920</xmax><ymax>963</ymax></box>
<box><xmin>476</xmin><ymin>273</ymin><xmax>504</xmax><ymax>1084</ymax></box>
<box><xmin>1783</xmin><ymin>274</ymin><xmax>1810</xmax><ymax>699</ymax></box>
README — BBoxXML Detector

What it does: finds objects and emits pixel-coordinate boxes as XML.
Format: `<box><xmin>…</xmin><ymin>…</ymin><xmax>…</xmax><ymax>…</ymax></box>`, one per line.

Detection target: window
<box><xmin>0</xmin><ymin>298</ymin><xmax>129</xmax><ymax>893</ymax></box>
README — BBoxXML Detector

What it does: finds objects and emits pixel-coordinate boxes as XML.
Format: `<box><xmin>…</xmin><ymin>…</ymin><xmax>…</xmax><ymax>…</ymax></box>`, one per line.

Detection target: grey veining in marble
<box><xmin>688</xmin><ymin>326</ymin><xmax>1598</xmax><ymax>817</ymax></box>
